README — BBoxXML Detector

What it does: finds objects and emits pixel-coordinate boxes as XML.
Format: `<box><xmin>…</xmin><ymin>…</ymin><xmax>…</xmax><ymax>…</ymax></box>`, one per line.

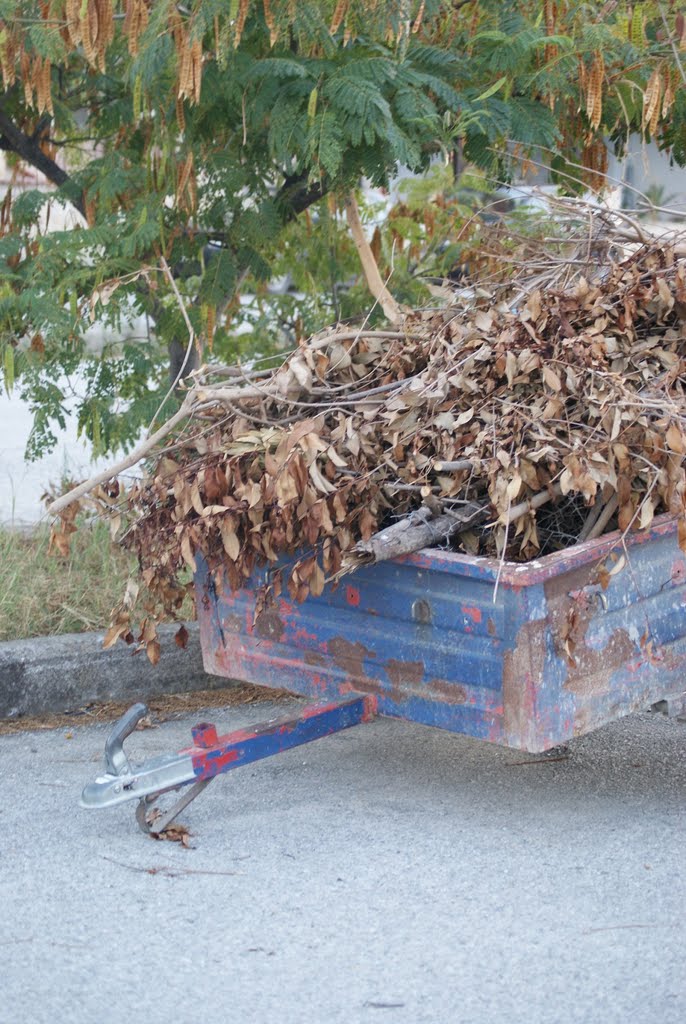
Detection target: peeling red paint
<box><xmin>293</xmin><ymin>626</ymin><xmax>319</xmax><ymax>644</ymax></box>
<box><xmin>197</xmin><ymin>511</ymin><xmax>686</xmax><ymax>754</ymax></box>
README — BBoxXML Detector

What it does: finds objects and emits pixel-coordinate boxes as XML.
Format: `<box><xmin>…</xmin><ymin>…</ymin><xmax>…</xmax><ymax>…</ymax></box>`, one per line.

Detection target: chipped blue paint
<box><xmin>196</xmin><ymin>515</ymin><xmax>686</xmax><ymax>752</ymax></box>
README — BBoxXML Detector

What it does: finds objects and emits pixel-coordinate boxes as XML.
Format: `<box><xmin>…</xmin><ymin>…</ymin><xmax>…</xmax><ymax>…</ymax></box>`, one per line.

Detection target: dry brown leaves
<box><xmin>148</xmin><ymin>820</ymin><xmax>193</xmax><ymax>847</ymax></box>
<box><xmin>67</xmin><ymin>228</ymin><xmax>686</xmax><ymax>633</ymax></box>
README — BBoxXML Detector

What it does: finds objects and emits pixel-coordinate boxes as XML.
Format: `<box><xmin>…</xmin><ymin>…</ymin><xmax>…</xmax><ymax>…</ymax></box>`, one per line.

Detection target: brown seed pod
<box><xmin>412</xmin><ymin>0</ymin><xmax>426</xmax><ymax>34</ymax></box>
<box><xmin>81</xmin><ymin>0</ymin><xmax>99</xmax><ymax>67</ymax></box>
<box><xmin>190</xmin><ymin>38</ymin><xmax>203</xmax><ymax>104</ymax></box>
<box><xmin>177</xmin><ymin>34</ymin><xmax>193</xmax><ymax>100</ymax></box>
<box><xmin>586</xmin><ymin>53</ymin><xmax>604</xmax><ymax>131</ymax></box>
<box><xmin>0</xmin><ymin>26</ymin><xmax>17</xmax><ymax>90</ymax></box>
<box><xmin>263</xmin><ymin>0</ymin><xmax>278</xmax><ymax>46</ymax></box>
<box><xmin>643</xmin><ymin>67</ymin><xmax>662</xmax><ymax>137</ymax></box>
<box><xmin>662</xmin><ymin>68</ymin><xmax>675</xmax><ymax>120</ymax></box>
<box><xmin>38</xmin><ymin>56</ymin><xmax>53</xmax><ymax>115</ymax></box>
<box><xmin>176</xmin><ymin>152</ymin><xmax>195</xmax><ymax>209</ymax></box>
<box><xmin>329</xmin><ymin>0</ymin><xmax>349</xmax><ymax>35</ymax></box>
<box><xmin>21</xmin><ymin>50</ymin><xmax>32</xmax><ymax>107</ymax></box>
<box><xmin>96</xmin><ymin>0</ymin><xmax>114</xmax><ymax>68</ymax></box>
<box><xmin>235</xmin><ymin>0</ymin><xmax>250</xmax><ymax>48</ymax></box>
<box><xmin>66</xmin><ymin>0</ymin><xmax>82</xmax><ymax>47</ymax></box>
<box><xmin>175</xmin><ymin>94</ymin><xmax>186</xmax><ymax>134</ymax></box>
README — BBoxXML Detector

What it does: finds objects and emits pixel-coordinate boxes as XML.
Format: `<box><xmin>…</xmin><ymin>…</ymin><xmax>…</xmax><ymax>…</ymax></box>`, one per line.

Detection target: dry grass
<box><xmin>0</xmin><ymin>521</ymin><xmax>138</xmax><ymax>642</ymax></box>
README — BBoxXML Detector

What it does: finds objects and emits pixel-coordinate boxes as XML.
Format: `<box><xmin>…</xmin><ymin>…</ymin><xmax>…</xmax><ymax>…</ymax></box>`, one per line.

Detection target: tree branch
<box><xmin>344</xmin><ymin>192</ymin><xmax>402</xmax><ymax>324</ymax></box>
<box><xmin>0</xmin><ymin>105</ymin><xmax>86</xmax><ymax>218</ymax></box>
<box><xmin>275</xmin><ymin>171</ymin><xmax>327</xmax><ymax>220</ymax></box>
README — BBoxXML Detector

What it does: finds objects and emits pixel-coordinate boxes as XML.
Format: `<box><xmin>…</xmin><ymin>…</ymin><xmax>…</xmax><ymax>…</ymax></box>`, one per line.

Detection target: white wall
<box><xmin>607</xmin><ymin>137</ymin><xmax>686</xmax><ymax>216</ymax></box>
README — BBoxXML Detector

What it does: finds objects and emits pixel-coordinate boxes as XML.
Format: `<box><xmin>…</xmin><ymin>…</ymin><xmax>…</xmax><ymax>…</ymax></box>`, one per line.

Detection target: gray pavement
<box><xmin>1</xmin><ymin>700</ymin><xmax>684</xmax><ymax>1024</ymax></box>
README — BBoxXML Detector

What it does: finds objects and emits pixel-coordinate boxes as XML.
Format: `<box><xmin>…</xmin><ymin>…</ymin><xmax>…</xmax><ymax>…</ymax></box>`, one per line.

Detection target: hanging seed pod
<box><xmin>84</xmin><ymin>196</ymin><xmax>96</xmax><ymax>227</ymax></box>
<box><xmin>234</xmin><ymin>0</ymin><xmax>250</xmax><ymax>48</ymax></box>
<box><xmin>190</xmin><ymin>37</ymin><xmax>203</xmax><ymax>104</ymax></box>
<box><xmin>0</xmin><ymin>26</ymin><xmax>17</xmax><ymax>89</ymax></box>
<box><xmin>582</xmin><ymin>138</ymin><xmax>608</xmax><ymax>191</ymax></box>
<box><xmin>643</xmin><ymin>67</ymin><xmax>662</xmax><ymax>137</ymax></box>
<box><xmin>21</xmin><ymin>49</ymin><xmax>32</xmax><ymax>107</ymax></box>
<box><xmin>95</xmin><ymin>0</ymin><xmax>114</xmax><ymax>70</ymax></box>
<box><xmin>177</xmin><ymin>35</ymin><xmax>193</xmax><ymax>100</ymax></box>
<box><xmin>176</xmin><ymin>152</ymin><xmax>195</xmax><ymax>210</ymax></box>
<box><xmin>412</xmin><ymin>0</ymin><xmax>426</xmax><ymax>33</ymax></box>
<box><xmin>263</xmin><ymin>0</ymin><xmax>278</xmax><ymax>46</ymax></box>
<box><xmin>65</xmin><ymin>0</ymin><xmax>82</xmax><ymax>47</ymax></box>
<box><xmin>329</xmin><ymin>1</ymin><xmax>349</xmax><ymax>34</ymax></box>
<box><xmin>586</xmin><ymin>53</ymin><xmax>604</xmax><ymax>130</ymax></box>
<box><xmin>661</xmin><ymin>67</ymin><xmax>675</xmax><ymax>120</ymax></box>
<box><xmin>630</xmin><ymin>5</ymin><xmax>646</xmax><ymax>47</ymax></box>
<box><xmin>175</xmin><ymin>94</ymin><xmax>186</xmax><ymax>133</ymax></box>
<box><xmin>81</xmin><ymin>0</ymin><xmax>99</xmax><ymax>67</ymax></box>
<box><xmin>36</xmin><ymin>56</ymin><xmax>53</xmax><ymax>115</ymax></box>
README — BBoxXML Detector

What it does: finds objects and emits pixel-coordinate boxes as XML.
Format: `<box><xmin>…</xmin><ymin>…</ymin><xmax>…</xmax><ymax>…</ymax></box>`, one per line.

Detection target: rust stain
<box><xmin>543</xmin><ymin>570</ymin><xmax>637</xmax><ymax>698</ymax></box>
<box><xmin>224</xmin><ymin>614</ymin><xmax>243</xmax><ymax>635</ymax></box>
<box><xmin>385</xmin><ymin>659</ymin><xmax>424</xmax><ymax>688</ymax></box>
<box><xmin>502</xmin><ymin>618</ymin><xmax>547</xmax><ymax>745</ymax></box>
<box><xmin>564</xmin><ymin>628</ymin><xmax>635</xmax><ymax>697</ymax></box>
<box><xmin>304</xmin><ymin>650</ymin><xmax>327</xmax><ymax>668</ymax></box>
<box><xmin>487</xmin><ymin>617</ymin><xmax>497</xmax><ymax>636</ymax></box>
<box><xmin>327</xmin><ymin>636</ymin><xmax>376</xmax><ymax>683</ymax></box>
<box><xmin>427</xmin><ymin>679</ymin><xmax>468</xmax><ymax>704</ymax></box>
<box><xmin>253</xmin><ymin>609</ymin><xmax>285</xmax><ymax>641</ymax></box>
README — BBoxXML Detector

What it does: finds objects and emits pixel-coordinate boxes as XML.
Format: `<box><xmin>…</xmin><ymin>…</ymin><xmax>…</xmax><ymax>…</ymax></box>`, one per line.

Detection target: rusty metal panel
<box><xmin>196</xmin><ymin>515</ymin><xmax>686</xmax><ymax>752</ymax></box>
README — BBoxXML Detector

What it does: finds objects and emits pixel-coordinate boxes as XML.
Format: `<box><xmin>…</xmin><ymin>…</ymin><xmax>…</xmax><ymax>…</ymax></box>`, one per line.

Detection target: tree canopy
<box><xmin>1</xmin><ymin>0</ymin><xmax>685</xmax><ymax>457</ymax></box>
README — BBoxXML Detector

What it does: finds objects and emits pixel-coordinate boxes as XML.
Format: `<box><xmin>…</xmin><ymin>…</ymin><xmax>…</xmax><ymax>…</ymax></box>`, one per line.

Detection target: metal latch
<box><xmin>81</xmin><ymin>694</ymin><xmax>376</xmax><ymax>836</ymax></box>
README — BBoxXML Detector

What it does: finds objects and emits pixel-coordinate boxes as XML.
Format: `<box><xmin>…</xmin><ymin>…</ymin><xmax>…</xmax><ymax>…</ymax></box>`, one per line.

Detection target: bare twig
<box><xmin>148</xmin><ymin>256</ymin><xmax>198</xmax><ymax>432</ymax></box>
<box><xmin>578</xmin><ymin>499</ymin><xmax>605</xmax><ymax>542</ymax></box>
<box><xmin>344</xmin><ymin>193</ymin><xmax>403</xmax><ymax>324</ymax></box>
<box><xmin>503</xmin><ymin>484</ymin><xmax>563</xmax><ymax>527</ymax></box>
<box><xmin>586</xmin><ymin>495</ymin><xmax>619</xmax><ymax>542</ymax></box>
<box><xmin>47</xmin><ymin>400</ymin><xmax>193</xmax><ymax>515</ymax></box>
<box><xmin>659</xmin><ymin>5</ymin><xmax>686</xmax><ymax>87</ymax></box>
<box><xmin>433</xmin><ymin>459</ymin><xmax>478</xmax><ymax>473</ymax></box>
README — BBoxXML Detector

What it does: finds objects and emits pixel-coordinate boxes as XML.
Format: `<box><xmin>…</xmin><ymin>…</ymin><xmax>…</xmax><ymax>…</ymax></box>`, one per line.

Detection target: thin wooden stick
<box><xmin>433</xmin><ymin>459</ymin><xmax>478</xmax><ymax>472</ymax></box>
<box><xmin>578</xmin><ymin>499</ymin><xmax>605</xmax><ymax>542</ymax></box>
<box><xmin>148</xmin><ymin>256</ymin><xmax>198</xmax><ymax>432</ymax></box>
<box><xmin>47</xmin><ymin>401</ymin><xmax>193</xmax><ymax>515</ymax></box>
<box><xmin>586</xmin><ymin>495</ymin><xmax>619</xmax><ymax>541</ymax></box>
<box><xmin>344</xmin><ymin>193</ymin><xmax>402</xmax><ymax>324</ymax></box>
<box><xmin>503</xmin><ymin>484</ymin><xmax>563</xmax><ymax>526</ymax></box>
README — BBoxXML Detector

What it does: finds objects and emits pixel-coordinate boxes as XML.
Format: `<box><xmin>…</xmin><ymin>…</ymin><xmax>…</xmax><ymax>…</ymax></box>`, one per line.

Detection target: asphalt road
<box><xmin>1</xmin><ymin>700</ymin><xmax>684</xmax><ymax>1024</ymax></box>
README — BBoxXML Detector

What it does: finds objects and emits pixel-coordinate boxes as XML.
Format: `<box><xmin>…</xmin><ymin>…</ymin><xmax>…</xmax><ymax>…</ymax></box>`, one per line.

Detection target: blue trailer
<box><xmin>82</xmin><ymin>515</ymin><xmax>686</xmax><ymax>833</ymax></box>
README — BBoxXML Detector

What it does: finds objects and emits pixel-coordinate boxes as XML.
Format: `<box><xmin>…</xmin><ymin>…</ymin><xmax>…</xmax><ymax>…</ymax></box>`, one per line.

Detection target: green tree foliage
<box><xmin>0</xmin><ymin>0</ymin><xmax>684</xmax><ymax>456</ymax></box>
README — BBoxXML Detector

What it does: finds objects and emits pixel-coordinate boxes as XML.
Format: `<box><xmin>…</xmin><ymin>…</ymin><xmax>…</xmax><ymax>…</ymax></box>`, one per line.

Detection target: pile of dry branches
<box><xmin>50</xmin><ymin>206</ymin><xmax>686</xmax><ymax>651</ymax></box>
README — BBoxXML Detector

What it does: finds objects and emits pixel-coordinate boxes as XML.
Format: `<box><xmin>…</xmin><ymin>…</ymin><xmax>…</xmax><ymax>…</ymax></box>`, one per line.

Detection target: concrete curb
<box><xmin>0</xmin><ymin>623</ymin><xmax>231</xmax><ymax>719</ymax></box>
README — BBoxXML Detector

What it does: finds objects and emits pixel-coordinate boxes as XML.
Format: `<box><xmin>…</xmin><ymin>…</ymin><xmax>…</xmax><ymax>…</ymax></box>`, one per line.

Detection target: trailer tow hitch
<box><xmin>81</xmin><ymin>694</ymin><xmax>377</xmax><ymax>835</ymax></box>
